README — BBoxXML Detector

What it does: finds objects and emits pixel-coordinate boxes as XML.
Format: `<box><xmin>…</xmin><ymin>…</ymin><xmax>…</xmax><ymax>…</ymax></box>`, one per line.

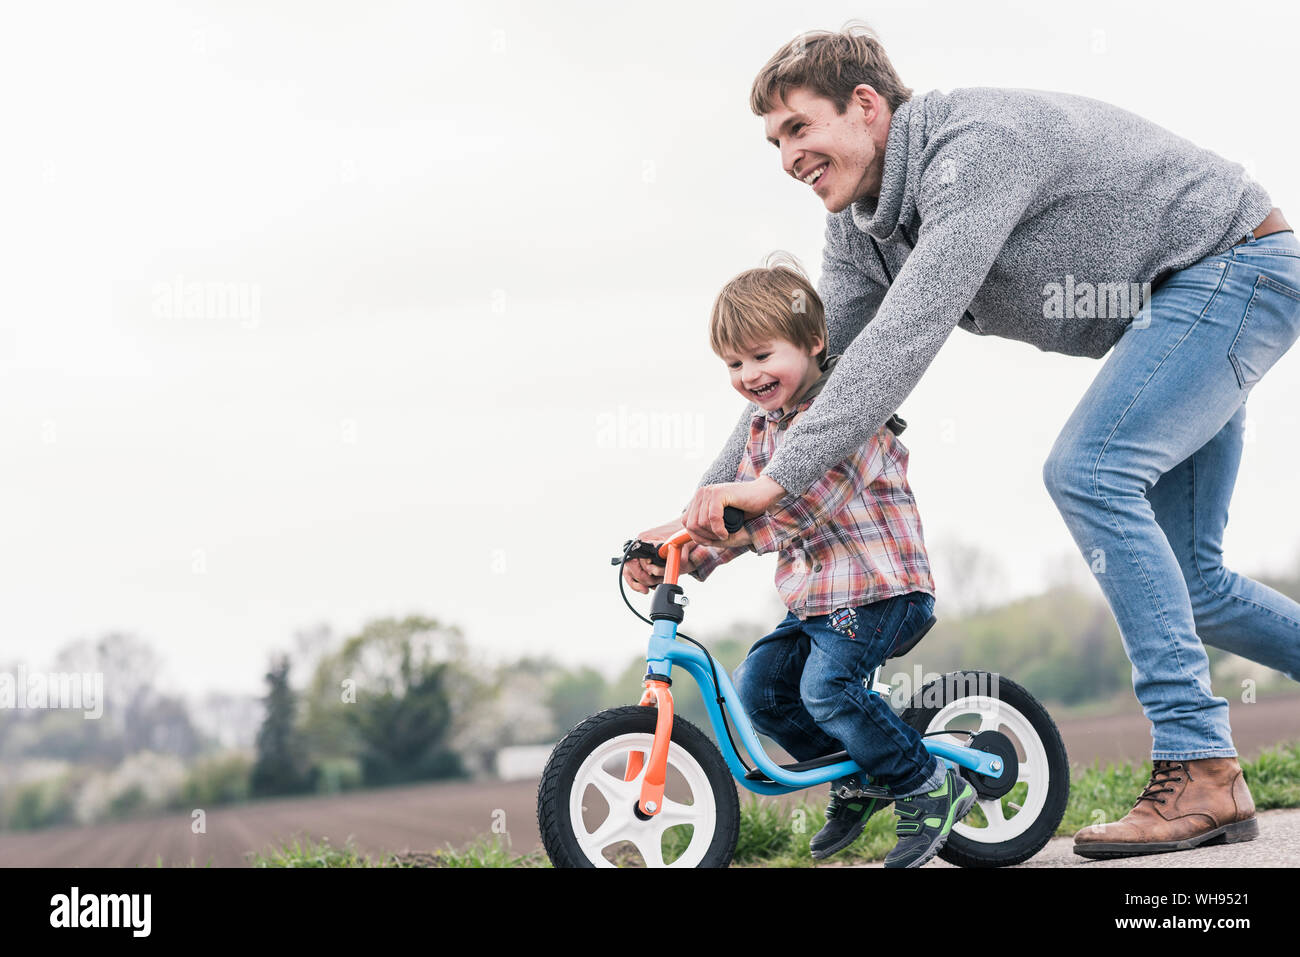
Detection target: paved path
<box><xmin>848</xmin><ymin>808</ymin><xmax>1300</xmax><ymax>868</ymax></box>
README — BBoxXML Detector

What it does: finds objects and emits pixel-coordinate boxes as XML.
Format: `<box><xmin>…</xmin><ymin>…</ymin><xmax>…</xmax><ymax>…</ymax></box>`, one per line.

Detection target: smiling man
<box><xmin>628</xmin><ymin>22</ymin><xmax>1300</xmax><ymax>859</ymax></box>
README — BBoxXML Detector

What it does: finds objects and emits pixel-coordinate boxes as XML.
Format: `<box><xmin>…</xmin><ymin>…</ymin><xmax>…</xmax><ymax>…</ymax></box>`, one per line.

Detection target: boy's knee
<box><xmin>800</xmin><ymin>671</ymin><xmax>853</xmax><ymax>725</ymax></box>
<box><xmin>734</xmin><ymin>665</ymin><xmax>802</xmax><ymax>738</ymax></box>
<box><xmin>731</xmin><ymin>661</ymin><xmax>765</xmax><ymax>715</ymax></box>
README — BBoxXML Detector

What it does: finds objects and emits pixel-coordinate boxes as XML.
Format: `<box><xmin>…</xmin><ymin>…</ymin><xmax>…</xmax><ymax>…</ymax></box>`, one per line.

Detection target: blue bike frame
<box><xmin>644</xmin><ymin>618</ymin><xmax>1006</xmax><ymax>796</ymax></box>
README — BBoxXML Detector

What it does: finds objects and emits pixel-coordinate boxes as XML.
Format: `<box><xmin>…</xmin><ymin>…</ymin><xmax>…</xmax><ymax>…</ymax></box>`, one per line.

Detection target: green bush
<box><xmin>179</xmin><ymin>752</ymin><xmax>254</xmax><ymax>807</ymax></box>
<box><xmin>106</xmin><ymin>784</ymin><xmax>146</xmax><ymax>819</ymax></box>
<box><xmin>311</xmin><ymin>757</ymin><xmax>363</xmax><ymax>795</ymax></box>
<box><xmin>2</xmin><ymin>775</ymin><xmax>80</xmax><ymax>831</ymax></box>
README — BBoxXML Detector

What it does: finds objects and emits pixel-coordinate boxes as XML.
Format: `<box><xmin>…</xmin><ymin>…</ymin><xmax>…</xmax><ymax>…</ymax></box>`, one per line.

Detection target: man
<box><xmin>626</xmin><ymin>23</ymin><xmax>1300</xmax><ymax>858</ymax></box>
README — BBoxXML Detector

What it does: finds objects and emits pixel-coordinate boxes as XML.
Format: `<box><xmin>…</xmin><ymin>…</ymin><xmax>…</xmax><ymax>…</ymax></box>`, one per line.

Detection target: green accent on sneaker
<box><xmin>883</xmin><ymin>768</ymin><xmax>979</xmax><ymax>869</ymax></box>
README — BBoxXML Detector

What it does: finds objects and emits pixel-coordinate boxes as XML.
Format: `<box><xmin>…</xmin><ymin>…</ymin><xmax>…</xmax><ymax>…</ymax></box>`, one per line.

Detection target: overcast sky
<box><xmin>3</xmin><ymin>0</ymin><xmax>1300</xmax><ymax>698</ymax></box>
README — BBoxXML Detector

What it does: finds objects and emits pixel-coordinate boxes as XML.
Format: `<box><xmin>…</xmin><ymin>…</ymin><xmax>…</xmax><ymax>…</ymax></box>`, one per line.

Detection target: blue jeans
<box><xmin>730</xmin><ymin>591</ymin><xmax>942</xmax><ymax>796</ymax></box>
<box><xmin>1044</xmin><ymin>230</ymin><xmax>1300</xmax><ymax>761</ymax></box>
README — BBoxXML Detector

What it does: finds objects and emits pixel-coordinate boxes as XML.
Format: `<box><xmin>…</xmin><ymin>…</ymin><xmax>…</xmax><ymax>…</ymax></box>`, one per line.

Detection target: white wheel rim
<box><xmin>568</xmin><ymin>732</ymin><xmax>717</xmax><ymax>867</ymax></box>
<box><xmin>923</xmin><ymin>692</ymin><xmax>1051</xmax><ymax>844</ymax></box>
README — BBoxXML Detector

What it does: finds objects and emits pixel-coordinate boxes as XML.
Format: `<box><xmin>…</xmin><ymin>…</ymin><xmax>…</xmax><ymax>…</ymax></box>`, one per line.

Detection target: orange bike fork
<box><xmin>623</xmin><ymin>530</ymin><xmax>690</xmax><ymax>816</ymax></box>
<box><xmin>624</xmin><ymin>676</ymin><xmax>673</xmax><ymax>816</ymax></box>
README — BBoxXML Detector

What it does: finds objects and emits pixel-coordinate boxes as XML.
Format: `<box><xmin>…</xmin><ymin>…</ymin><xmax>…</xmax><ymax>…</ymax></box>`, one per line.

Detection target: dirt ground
<box><xmin>2</xmin><ymin>688</ymin><xmax>1297</xmax><ymax>867</ymax></box>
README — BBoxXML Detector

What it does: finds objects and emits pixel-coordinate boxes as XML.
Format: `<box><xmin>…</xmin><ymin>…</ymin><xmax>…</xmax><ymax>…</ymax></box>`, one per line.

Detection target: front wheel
<box><xmin>901</xmin><ymin>670</ymin><xmax>1070</xmax><ymax>868</ymax></box>
<box><xmin>537</xmin><ymin>706</ymin><xmax>740</xmax><ymax>867</ymax></box>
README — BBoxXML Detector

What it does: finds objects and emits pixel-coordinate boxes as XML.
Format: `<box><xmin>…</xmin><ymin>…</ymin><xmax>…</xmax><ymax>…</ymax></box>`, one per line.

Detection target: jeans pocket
<box><xmin>1228</xmin><ymin>274</ymin><xmax>1300</xmax><ymax>389</ymax></box>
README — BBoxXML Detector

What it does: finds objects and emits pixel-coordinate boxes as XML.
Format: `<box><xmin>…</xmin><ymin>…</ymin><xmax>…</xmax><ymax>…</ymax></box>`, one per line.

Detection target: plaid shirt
<box><xmin>688</xmin><ymin>358</ymin><xmax>934</xmax><ymax>620</ymax></box>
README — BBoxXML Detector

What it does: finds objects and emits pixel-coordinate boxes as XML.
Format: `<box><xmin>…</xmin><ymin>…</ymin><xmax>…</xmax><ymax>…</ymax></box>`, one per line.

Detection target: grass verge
<box><xmin>249</xmin><ymin>833</ymin><xmax>551</xmax><ymax>868</ymax></box>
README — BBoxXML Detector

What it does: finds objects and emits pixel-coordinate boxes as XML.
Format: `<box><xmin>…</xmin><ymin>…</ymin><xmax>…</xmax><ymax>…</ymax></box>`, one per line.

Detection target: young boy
<box><xmin>682</xmin><ymin>253</ymin><xmax>975</xmax><ymax>868</ymax></box>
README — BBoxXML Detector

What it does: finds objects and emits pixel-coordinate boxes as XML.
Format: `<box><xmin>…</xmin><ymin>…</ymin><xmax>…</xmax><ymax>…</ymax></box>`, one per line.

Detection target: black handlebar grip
<box><xmin>723</xmin><ymin>506</ymin><xmax>744</xmax><ymax>534</ymax></box>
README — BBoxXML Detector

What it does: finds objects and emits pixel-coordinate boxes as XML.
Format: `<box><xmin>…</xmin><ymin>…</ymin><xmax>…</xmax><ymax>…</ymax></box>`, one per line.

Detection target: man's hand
<box><xmin>684</xmin><ymin>476</ymin><xmax>786</xmax><ymax>546</ymax></box>
<box><xmin>621</xmin><ymin>516</ymin><xmax>700</xmax><ymax>595</ymax></box>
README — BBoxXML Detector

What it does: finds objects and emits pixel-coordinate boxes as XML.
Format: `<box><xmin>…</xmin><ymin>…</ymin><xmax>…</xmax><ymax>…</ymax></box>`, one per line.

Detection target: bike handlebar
<box><xmin>723</xmin><ymin>506</ymin><xmax>744</xmax><ymax>534</ymax></box>
<box><xmin>614</xmin><ymin>506</ymin><xmax>746</xmax><ymax>567</ymax></box>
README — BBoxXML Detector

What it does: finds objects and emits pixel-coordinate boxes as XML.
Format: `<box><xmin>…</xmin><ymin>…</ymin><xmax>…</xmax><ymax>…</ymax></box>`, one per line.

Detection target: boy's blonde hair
<box><xmin>710</xmin><ymin>251</ymin><xmax>827</xmax><ymax>364</ymax></box>
<box><xmin>749</xmin><ymin>20</ymin><xmax>913</xmax><ymax>117</ymax></box>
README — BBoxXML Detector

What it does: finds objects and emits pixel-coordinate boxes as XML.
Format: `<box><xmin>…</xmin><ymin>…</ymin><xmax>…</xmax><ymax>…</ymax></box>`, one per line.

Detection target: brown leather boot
<box><xmin>1073</xmin><ymin>757</ymin><xmax>1258</xmax><ymax>859</ymax></box>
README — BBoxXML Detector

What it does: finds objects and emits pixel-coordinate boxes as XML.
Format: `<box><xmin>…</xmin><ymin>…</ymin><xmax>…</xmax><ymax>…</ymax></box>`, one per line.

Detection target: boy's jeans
<box><xmin>731</xmin><ymin>591</ymin><xmax>942</xmax><ymax>797</ymax></box>
<box><xmin>1044</xmin><ymin>230</ymin><xmax>1300</xmax><ymax>761</ymax></box>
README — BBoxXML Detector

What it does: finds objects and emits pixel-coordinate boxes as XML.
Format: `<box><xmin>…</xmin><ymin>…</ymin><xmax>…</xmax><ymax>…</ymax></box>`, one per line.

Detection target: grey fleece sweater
<box><xmin>697</xmin><ymin>86</ymin><xmax>1274</xmax><ymax>498</ymax></box>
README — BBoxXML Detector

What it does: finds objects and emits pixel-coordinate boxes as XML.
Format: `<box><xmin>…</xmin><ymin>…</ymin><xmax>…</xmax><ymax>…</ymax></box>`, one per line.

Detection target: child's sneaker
<box><xmin>810</xmin><ymin>777</ymin><xmax>892</xmax><ymax>860</ymax></box>
<box><xmin>883</xmin><ymin>767</ymin><xmax>977</xmax><ymax>868</ymax></box>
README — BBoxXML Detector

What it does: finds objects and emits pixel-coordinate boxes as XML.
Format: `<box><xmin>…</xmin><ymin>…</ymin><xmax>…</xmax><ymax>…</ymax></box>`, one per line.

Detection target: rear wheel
<box><xmin>901</xmin><ymin>671</ymin><xmax>1069</xmax><ymax>867</ymax></box>
<box><xmin>537</xmin><ymin>706</ymin><xmax>740</xmax><ymax>867</ymax></box>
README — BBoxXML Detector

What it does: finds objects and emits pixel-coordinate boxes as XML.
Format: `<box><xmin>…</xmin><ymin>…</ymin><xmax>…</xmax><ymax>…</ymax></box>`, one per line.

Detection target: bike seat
<box><xmin>885</xmin><ymin>613</ymin><xmax>936</xmax><ymax>660</ymax></box>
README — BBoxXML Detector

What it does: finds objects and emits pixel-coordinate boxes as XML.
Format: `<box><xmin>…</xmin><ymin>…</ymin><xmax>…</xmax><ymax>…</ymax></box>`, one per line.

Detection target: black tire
<box><xmin>900</xmin><ymin>670</ymin><xmax>1070</xmax><ymax>868</ymax></box>
<box><xmin>536</xmin><ymin>706</ymin><xmax>740</xmax><ymax>868</ymax></box>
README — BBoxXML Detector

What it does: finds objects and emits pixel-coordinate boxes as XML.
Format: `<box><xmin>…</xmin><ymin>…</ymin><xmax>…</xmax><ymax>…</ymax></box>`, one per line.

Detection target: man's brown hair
<box><xmin>750</xmin><ymin>20</ymin><xmax>912</xmax><ymax>117</ymax></box>
<box><xmin>710</xmin><ymin>252</ymin><xmax>827</xmax><ymax>365</ymax></box>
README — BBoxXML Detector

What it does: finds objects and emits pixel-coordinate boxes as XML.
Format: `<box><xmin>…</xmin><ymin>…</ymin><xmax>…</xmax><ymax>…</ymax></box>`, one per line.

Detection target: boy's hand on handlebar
<box><xmin>623</xmin><ymin>517</ymin><xmax>699</xmax><ymax>594</ymax></box>
<box><xmin>725</xmin><ymin>525</ymin><xmax>754</xmax><ymax>547</ymax></box>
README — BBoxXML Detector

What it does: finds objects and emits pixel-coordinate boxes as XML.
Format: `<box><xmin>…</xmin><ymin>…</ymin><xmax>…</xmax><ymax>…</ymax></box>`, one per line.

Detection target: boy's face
<box><xmin>720</xmin><ymin>336</ymin><xmax>825</xmax><ymax>414</ymax></box>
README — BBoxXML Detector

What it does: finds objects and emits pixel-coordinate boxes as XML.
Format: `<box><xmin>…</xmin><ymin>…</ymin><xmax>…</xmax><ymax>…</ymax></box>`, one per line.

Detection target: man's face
<box><xmin>763</xmin><ymin>85</ymin><xmax>886</xmax><ymax>214</ymax></box>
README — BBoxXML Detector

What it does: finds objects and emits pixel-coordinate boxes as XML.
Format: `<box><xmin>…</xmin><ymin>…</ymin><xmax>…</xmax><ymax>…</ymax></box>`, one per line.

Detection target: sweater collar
<box><xmin>849</xmin><ymin>93</ymin><xmax>923</xmax><ymax>241</ymax></box>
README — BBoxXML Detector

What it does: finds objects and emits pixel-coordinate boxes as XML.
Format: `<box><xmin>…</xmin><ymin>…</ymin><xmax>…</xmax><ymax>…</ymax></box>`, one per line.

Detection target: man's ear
<box><xmin>851</xmin><ymin>84</ymin><xmax>879</xmax><ymax>119</ymax></box>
